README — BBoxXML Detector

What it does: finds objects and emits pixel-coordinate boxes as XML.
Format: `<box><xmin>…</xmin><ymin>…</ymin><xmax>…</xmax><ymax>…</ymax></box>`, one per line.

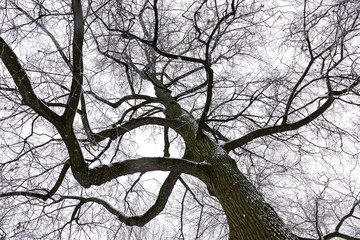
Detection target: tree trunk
<box><xmin>209</xmin><ymin>159</ymin><xmax>297</xmax><ymax>240</ymax></box>
<box><xmin>188</xmin><ymin>135</ymin><xmax>298</xmax><ymax>240</ymax></box>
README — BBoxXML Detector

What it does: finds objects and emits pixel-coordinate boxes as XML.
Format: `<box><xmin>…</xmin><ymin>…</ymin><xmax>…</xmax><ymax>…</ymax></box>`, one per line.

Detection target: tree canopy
<box><xmin>1</xmin><ymin>0</ymin><xmax>360</xmax><ymax>239</ymax></box>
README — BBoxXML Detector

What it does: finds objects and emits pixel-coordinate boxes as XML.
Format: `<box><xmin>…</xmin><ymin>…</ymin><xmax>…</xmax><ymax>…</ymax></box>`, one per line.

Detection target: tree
<box><xmin>1</xmin><ymin>0</ymin><xmax>360</xmax><ymax>239</ymax></box>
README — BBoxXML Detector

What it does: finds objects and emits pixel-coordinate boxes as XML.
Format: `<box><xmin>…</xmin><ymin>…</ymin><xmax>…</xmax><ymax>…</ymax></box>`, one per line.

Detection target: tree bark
<box><xmin>210</xmin><ymin>160</ymin><xmax>297</xmax><ymax>239</ymax></box>
<box><xmin>186</xmin><ymin>135</ymin><xmax>298</xmax><ymax>240</ymax></box>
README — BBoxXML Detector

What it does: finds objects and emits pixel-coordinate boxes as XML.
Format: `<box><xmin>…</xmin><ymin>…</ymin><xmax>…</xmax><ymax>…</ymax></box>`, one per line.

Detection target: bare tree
<box><xmin>1</xmin><ymin>0</ymin><xmax>360</xmax><ymax>239</ymax></box>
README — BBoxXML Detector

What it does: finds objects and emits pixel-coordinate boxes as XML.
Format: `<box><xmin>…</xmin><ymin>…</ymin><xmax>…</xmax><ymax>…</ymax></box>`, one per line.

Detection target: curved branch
<box><xmin>63</xmin><ymin>171</ymin><xmax>180</xmax><ymax>226</ymax></box>
<box><xmin>126</xmin><ymin>171</ymin><xmax>180</xmax><ymax>226</ymax></box>
<box><xmin>223</xmin><ymin>96</ymin><xmax>335</xmax><ymax>152</ymax></box>
<box><xmin>335</xmin><ymin>200</ymin><xmax>360</xmax><ymax>232</ymax></box>
<box><xmin>92</xmin><ymin>117</ymin><xmax>183</xmax><ymax>143</ymax></box>
<box><xmin>324</xmin><ymin>232</ymin><xmax>360</xmax><ymax>240</ymax></box>
<box><xmin>224</xmin><ymin>74</ymin><xmax>360</xmax><ymax>152</ymax></box>
<box><xmin>62</xmin><ymin>113</ymin><xmax>201</xmax><ymax>188</ymax></box>
<box><xmin>0</xmin><ymin>37</ymin><xmax>62</xmax><ymax>126</ymax></box>
<box><xmin>86</xmin><ymin>91</ymin><xmax>157</xmax><ymax>108</ymax></box>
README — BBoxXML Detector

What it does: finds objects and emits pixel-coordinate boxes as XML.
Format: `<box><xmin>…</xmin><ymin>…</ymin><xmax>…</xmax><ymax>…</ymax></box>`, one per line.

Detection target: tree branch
<box><xmin>0</xmin><ymin>160</ymin><xmax>70</xmax><ymax>200</ymax></box>
<box><xmin>63</xmin><ymin>171</ymin><xmax>180</xmax><ymax>226</ymax></box>
<box><xmin>92</xmin><ymin>117</ymin><xmax>183</xmax><ymax>143</ymax></box>
<box><xmin>223</xmin><ymin>96</ymin><xmax>335</xmax><ymax>152</ymax></box>
<box><xmin>196</xmin><ymin>7</ymin><xmax>237</xmax><ymax>139</ymax></box>
<box><xmin>9</xmin><ymin>1</ymin><xmax>72</xmax><ymax>69</ymax></box>
<box><xmin>63</xmin><ymin>0</ymin><xmax>84</xmax><ymax>126</ymax></box>
<box><xmin>335</xmin><ymin>200</ymin><xmax>360</xmax><ymax>232</ymax></box>
<box><xmin>224</xmin><ymin>72</ymin><xmax>360</xmax><ymax>152</ymax></box>
<box><xmin>324</xmin><ymin>232</ymin><xmax>360</xmax><ymax>240</ymax></box>
<box><xmin>86</xmin><ymin>157</ymin><xmax>209</xmax><ymax>187</ymax></box>
<box><xmin>197</xmin><ymin>66</ymin><xmax>213</xmax><ymax>139</ymax></box>
<box><xmin>0</xmin><ymin>37</ymin><xmax>62</xmax><ymax>126</ymax></box>
<box><xmin>86</xmin><ymin>91</ymin><xmax>157</xmax><ymax>109</ymax></box>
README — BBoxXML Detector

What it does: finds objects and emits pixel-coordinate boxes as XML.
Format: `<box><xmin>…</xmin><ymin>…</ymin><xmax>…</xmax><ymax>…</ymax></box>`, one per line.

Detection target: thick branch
<box><xmin>197</xmin><ymin>66</ymin><xmax>213</xmax><ymax>138</ymax></box>
<box><xmin>0</xmin><ymin>191</ymin><xmax>49</xmax><ymax>201</ymax></box>
<box><xmin>92</xmin><ymin>117</ymin><xmax>183</xmax><ymax>143</ymax></box>
<box><xmin>80</xmin><ymin>92</ymin><xmax>94</xmax><ymax>142</ymax></box>
<box><xmin>86</xmin><ymin>157</ymin><xmax>209</xmax><ymax>187</ymax></box>
<box><xmin>63</xmin><ymin>0</ymin><xmax>84</xmax><ymax>126</ymax></box>
<box><xmin>163</xmin><ymin>126</ymin><xmax>170</xmax><ymax>157</ymax></box>
<box><xmin>0</xmin><ymin>37</ymin><xmax>62</xmax><ymax>125</ymax></box>
<box><xmin>152</xmin><ymin>0</ymin><xmax>159</xmax><ymax>46</ymax></box>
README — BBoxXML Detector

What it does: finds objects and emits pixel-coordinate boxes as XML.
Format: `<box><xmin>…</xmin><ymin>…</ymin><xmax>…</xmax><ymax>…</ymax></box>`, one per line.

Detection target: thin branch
<box><xmin>0</xmin><ymin>160</ymin><xmax>70</xmax><ymax>200</ymax></box>
<box><xmin>335</xmin><ymin>200</ymin><xmax>360</xmax><ymax>232</ymax></box>
<box><xmin>86</xmin><ymin>91</ymin><xmax>157</xmax><ymax>108</ymax></box>
<box><xmin>9</xmin><ymin>1</ymin><xmax>72</xmax><ymax>69</ymax></box>
<box><xmin>224</xmin><ymin>75</ymin><xmax>360</xmax><ymax>152</ymax></box>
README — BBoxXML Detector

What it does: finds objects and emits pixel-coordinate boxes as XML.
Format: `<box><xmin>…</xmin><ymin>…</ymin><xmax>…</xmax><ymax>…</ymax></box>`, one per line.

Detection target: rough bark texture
<box><xmin>181</xmin><ymin>132</ymin><xmax>298</xmax><ymax>239</ymax></box>
<box><xmin>209</xmin><ymin>157</ymin><xmax>297</xmax><ymax>239</ymax></box>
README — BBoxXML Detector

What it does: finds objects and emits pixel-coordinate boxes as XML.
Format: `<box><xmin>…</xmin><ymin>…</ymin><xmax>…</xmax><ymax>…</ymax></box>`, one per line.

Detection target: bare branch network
<box><xmin>0</xmin><ymin>0</ymin><xmax>360</xmax><ymax>239</ymax></box>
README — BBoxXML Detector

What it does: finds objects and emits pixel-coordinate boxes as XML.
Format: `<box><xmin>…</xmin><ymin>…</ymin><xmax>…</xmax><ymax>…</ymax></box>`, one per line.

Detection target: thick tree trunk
<box><xmin>208</xmin><ymin>158</ymin><xmax>298</xmax><ymax>240</ymax></box>
<box><xmin>187</xmin><ymin>135</ymin><xmax>298</xmax><ymax>240</ymax></box>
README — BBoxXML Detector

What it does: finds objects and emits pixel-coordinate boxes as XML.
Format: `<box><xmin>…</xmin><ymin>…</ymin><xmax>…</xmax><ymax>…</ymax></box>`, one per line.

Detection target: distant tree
<box><xmin>1</xmin><ymin>0</ymin><xmax>360</xmax><ymax>239</ymax></box>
